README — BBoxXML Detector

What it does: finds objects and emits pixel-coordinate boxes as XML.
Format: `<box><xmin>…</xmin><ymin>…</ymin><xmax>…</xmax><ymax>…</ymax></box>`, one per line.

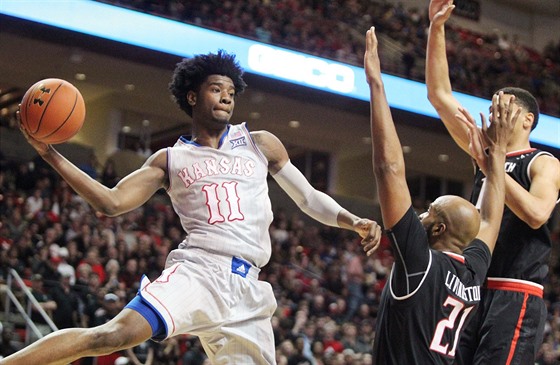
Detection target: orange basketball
<box><xmin>20</xmin><ymin>78</ymin><xmax>86</xmax><ymax>144</ymax></box>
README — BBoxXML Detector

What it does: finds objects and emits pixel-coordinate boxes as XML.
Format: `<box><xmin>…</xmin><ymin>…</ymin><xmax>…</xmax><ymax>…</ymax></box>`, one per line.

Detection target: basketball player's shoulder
<box><xmin>531</xmin><ymin>150</ymin><xmax>559</xmax><ymax>168</ymax></box>
<box><xmin>145</xmin><ymin>148</ymin><xmax>169</xmax><ymax>169</ymax></box>
<box><xmin>249</xmin><ymin>130</ymin><xmax>282</xmax><ymax>147</ymax></box>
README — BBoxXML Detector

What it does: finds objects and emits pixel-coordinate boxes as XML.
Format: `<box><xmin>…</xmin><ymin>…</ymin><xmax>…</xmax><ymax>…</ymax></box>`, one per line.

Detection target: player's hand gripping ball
<box><xmin>20</xmin><ymin>78</ymin><xmax>86</xmax><ymax>144</ymax></box>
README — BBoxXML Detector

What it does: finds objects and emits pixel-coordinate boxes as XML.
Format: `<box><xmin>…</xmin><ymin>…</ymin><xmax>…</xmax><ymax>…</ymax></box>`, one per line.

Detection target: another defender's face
<box><xmin>195</xmin><ymin>74</ymin><xmax>235</xmax><ymax>127</ymax></box>
<box><xmin>489</xmin><ymin>93</ymin><xmax>525</xmax><ymax>138</ymax></box>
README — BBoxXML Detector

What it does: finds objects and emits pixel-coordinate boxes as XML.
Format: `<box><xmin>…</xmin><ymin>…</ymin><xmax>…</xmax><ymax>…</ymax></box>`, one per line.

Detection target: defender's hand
<box><xmin>455</xmin><ymin>107</ymin><xmax>490</xmax><ymax>174</ymax></box>
<box><xmin>429</xmin><ymin>0</ymin><xmax>455</xmax><ymax>24</ymax></box>
<box><xmin>364</xmin><ymin>26</ymin><xmax>382</xmax><ymax>84</ymax></box>
<box><xmin>487</xmin><ymin>91</ymin><xmax>521</xmax><ymax>150</ymax></box>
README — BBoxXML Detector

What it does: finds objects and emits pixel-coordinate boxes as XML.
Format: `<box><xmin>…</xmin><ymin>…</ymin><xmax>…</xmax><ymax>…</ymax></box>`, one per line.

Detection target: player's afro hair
<box><xmin>495</xmin><ymin>87</ymin><xmax>540</xmax><ymax>130</ymax></box>
<box><xmin>169</xmin><ymin>50</ymin><xmax>247</xmax><ymax>117</ymax></box>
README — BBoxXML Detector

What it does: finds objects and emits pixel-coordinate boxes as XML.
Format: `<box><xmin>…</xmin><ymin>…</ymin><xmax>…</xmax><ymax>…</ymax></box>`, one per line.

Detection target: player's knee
<box><xmin>88</xmin><ymin>322</ymin><xmax>132</xmax><ymax>351</ymax></box>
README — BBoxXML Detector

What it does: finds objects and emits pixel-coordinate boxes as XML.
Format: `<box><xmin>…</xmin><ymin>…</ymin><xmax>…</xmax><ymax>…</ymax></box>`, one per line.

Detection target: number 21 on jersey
<box><xmin>430</xmin><ymin>296</ymin><xmax>474</xmax><ymax>357</ymax></box>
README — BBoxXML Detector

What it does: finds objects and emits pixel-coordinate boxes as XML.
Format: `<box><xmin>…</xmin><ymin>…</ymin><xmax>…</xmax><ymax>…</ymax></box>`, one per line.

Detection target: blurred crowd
<box><xmin>1</xmin><ymin>148</ymin><xmax>559</xmax><ymax>365</ymax></box>
<box><xmin>1</xmin><ymin>2</ymin><xmax>559</xmax><ymax>364</ymax></box>
<box><xmin>99</xmin><ymin>0</ymin><xmax>560</xmax><ymax>117</ymax></box>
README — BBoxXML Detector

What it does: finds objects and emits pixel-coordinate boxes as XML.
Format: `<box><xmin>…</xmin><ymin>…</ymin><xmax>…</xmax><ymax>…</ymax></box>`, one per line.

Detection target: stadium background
<box><xmin>0</xmin><ymin>0</ymin><xmax>559</xmax><ymax>364</ymax></box>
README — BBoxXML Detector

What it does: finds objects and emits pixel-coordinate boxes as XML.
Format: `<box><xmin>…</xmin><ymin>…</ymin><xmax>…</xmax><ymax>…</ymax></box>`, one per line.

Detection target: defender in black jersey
<box><xmin>373</xmin><ymin>207</ymin><xmax>491</xmax><ymax>364</ymax></box>
<box><xmin>457</xmin><ymin>148</ymin><xmax>555</xmax><ymax>364</ymax></box>
<box><xmin>426</xmin><ymin>2</ymin><xmax>560</xmax><ymax>363</ymax></box>
<box><xmin>364</xmin><ymin>27</ymin><xmax>514</xmax><ymax>364</ymax></box>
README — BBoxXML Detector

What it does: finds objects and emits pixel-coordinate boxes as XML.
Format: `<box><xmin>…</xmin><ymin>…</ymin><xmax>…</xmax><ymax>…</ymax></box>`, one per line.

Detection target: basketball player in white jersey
<box><xmin>5</xmin><ymin>50</ymin><xmax>382</xmax><ymax>365</ymax></box>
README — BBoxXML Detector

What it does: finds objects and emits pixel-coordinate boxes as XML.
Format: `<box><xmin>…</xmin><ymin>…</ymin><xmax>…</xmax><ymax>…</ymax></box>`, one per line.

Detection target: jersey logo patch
<box><xmin>230</xmin><ymin>137</ymin><xmax>247</xmax><ymax>149</ymax></box>
<box><xmin>231</xmin><ymin>256</ymin><xmax>251</xmax><ymax>278</ymax></box>
<box><xmin>231</xmin><ymin>129</ymin><xmax>243</xmax><ymax>138</ymax></box>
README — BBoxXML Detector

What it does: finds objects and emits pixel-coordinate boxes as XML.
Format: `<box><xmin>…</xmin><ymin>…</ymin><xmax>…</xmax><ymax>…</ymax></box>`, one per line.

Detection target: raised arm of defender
<box><xmin>426</xmin><ymin>0</ymin><xmax>468</xmax><ymax>151</ymax></box>
<box><xmin>426</xmin><ymin>0</ymin><xmax>560</xmax><ymax>229</ymax></box>
<box><xmin>364</xmin><ymin>26</ymin><xmax>411</xmax><ymax>229</ymax></box>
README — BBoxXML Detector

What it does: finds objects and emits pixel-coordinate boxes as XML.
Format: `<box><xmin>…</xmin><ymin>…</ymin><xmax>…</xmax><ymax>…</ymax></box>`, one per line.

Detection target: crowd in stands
<box><xmin>1</xmin><ymin>2</ymin><xmax>559</xmax><ymax>364</ymax></box>
<box><xmin>98</xmin><ymin>0</ymin><xmax>560</xmax><ymax>117</ymax></box>
<box><xmin>0</xmin><ymin>148</ymin><xmax>559</xmax><ymax>364</ymax></box>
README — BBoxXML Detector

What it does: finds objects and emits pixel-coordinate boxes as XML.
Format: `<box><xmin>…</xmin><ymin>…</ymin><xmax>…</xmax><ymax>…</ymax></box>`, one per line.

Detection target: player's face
<box><xmin>195</xmin><ymin>75</ymin><xmax>235</xmax><ymax>127</ymax></box>
<box><xmin>419</xmin><ymin>199</ymin><xmax>445</xmax><ymax>243</ymax></box>
<box><xmin>418</xmin><ymin>204</ymin><xmax>436</xmax><ymax>236</ymax></box>
<box><xmin>488</xmin><ymin>93</ymin><xmax>525</xmax><ymax>137</ymax></box>
<box><xmin>419</xmin><ymin>204</ymin><xmax>433</xmax><ymax>225</ymax></box>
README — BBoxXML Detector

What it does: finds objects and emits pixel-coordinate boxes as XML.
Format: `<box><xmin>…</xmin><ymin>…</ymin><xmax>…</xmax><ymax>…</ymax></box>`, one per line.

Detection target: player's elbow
<box><xmin>427</xmin><ymin>89</ymin><xmax>446</xmax><ymax>110</ymax></box>
<box><xmin>94</xmin><ymin>189</ymin><xmax>127</xmax><ymax>217</ymax></box>
<box><xmin>99</xmin><ymin>205</ymin><xmax>123</xmax><ymax>217</ymax></box>
<box><xmin>99</xmin><ymin>209</ymin><xmax>119</xmax><ymax>218</ymax></box>
<box><xmin>526</xmin><ymin>213</ymin><xmax>548</xmax><ymax>230</ymax></box>
<box><xmin>373</xmin><ymin>161</ymin><xmax>402</xmax><ymax>180</ymax></box>
<box><xmin>96</xmin><ymin>200</ymin><xmax>122</xmax><ymax>217</ymax></box>
<box><xmin>525</xmin><ymin>202</ymin><xmax>555</xmax><ymax>229</ymax></box>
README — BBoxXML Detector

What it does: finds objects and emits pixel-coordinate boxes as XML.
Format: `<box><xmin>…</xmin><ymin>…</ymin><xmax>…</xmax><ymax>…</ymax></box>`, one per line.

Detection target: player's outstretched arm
<box><xmin>252</xmin><ymin>130</ymin><xmax>382</xmax><ymax>253</ymax></box>
<box><xmin>20</xmin><ymin>120</ymin><xmax>167</xmax><ymax>217</ymax></box>
<box><xmin>365</xmin><ymin>26</ymin><xmax>410</xmax><ymax>229</ymax></box>
<box><xmin>456</xmin><ymin>107</ymin><xmax>560</xmax><ymax>229</ymax></box>
<box><xmin>426</xmin><ymin>0</ymin><xmax>471</xmax><ymax>153</ymax></box>
<box><xmin>461</xmin><ymin>92</ymin><xmax>516</xmax><ymax>252</ymax></box>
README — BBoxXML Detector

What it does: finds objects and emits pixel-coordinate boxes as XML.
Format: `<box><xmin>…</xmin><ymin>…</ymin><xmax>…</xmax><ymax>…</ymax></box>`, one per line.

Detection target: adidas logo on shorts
<box><xmin>231</xmin><ymin>256</ymin><xmax>251</xmax><ymax>278</ymax></box>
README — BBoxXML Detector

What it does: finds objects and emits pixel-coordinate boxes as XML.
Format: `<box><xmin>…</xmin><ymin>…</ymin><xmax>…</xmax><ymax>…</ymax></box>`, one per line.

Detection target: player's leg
<box><xmin>497</xmin><ymin>294</ymin><xmax>546</xmax><ymax>365</ymax></box>
<box><xmin>204</xmin><ymin>279</ymin><xmax>277</xmax><ymax>365</ymax></box>
<box><xmin>0</xmin><ymin>308</ymin><xmax>152</xmax><ymax>365</ymax></box>
<box><xmin>471</xmin><ymin>286</ymin><xmax>546</xmax><ymax>365</ymax></box>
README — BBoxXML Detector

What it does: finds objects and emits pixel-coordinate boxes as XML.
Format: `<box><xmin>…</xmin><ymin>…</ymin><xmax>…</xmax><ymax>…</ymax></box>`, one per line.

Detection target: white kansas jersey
<box><xmin>166</xmin><ymin>123</ymin><xmax>273</xmax><ymax>268</ymax></box>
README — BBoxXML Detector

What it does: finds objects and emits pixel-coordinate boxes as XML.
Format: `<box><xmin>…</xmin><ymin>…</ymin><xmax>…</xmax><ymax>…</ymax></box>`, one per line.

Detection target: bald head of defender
<box><xmin>419</xmin><ymin>195</ymin><xmax>481</xmax><ymax>254</ymax></box>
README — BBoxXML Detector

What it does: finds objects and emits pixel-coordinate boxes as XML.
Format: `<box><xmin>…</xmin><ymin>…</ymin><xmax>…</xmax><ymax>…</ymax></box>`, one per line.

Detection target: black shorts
<box><xmin>455</xmin><ymin>278</ymin><xmax>546</xmax><ymax>365</ymax></box>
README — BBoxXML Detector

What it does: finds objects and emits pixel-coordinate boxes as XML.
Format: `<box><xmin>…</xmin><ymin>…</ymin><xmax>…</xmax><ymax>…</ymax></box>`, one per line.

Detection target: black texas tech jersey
<box><xmin>470</xmin><ymin>148</ymin><xmax>556</xmax><ymax>283</ymax></box>
<box><xmin>373</xmin><ymin>207</ymin><xmax>491</xmax><ymax>364</ymax></box>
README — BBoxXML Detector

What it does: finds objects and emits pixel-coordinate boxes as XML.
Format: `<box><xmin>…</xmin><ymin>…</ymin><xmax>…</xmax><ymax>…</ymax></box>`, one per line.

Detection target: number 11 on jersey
<box><xmin>203</xmin><ymin>182</ymin><xmax>244</xmax><ymax>224</ymax></box>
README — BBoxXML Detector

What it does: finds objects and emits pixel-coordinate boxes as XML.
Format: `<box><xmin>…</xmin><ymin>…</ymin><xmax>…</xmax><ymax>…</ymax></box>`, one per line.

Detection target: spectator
<box><xmin>80</xmin><ymin>272</ymin><xmax>104</xmax><ymax>329</ymax></box>
<box><xmin>118</xmin><ymin>257</ymin><xmax>140</xmax><ymax>290</ymax></box>
<box><xmin>55</xmin><ymin>247</ymin><xmax>75</xmax><ymax>285</ymax></box>
<box><xmin>28</xmin><ymin>274</ymin><xmax>57</xmax><ymax>338</ymax></box>
<box><xmin>124</xmin><ymin>340</ymin><xmax>154</xmax><ymax>365</ymax></box>
<box><xmin>100</xmin><ymin>159</ymin><xmax>119</xmax><ymax>188</ymax></box>
<box><xmin>78</xmin><ymin>153</ymin><xmax>100</xmax><ymax>180</ymax></box>
<box><xmin>50</xmin><ymin>273</ymin><xmax>80</xmax><ymax>329</ymax></box>
<box><xmin>340</xmin><ymin>322</ymin><xmax>369</xmax><ymax>355</ymax></box>
<box><xmin>24</xmin><ymin>189</ymin><xmax>42</xmax><ymax>220</ymax></box>
<box><xmin>0</xmin><ymin>324</ymin><xmax>18</xmax><ymax>359</ymax></box>
<box><xmin>153</xmin><ymin>337</ymin><xmax>181</xmax><ymax>365</ymax></box>
<box><xmin>288</xmin><ymin>336</ymin><xmax>313</xmax><ymax>365</ymax></box>
<box><xmin>181</xmin><ymin>336</ymin><xmax>207</xmax><ymax>365</ymax></box>
<box><xmin>103</xmin><ymin>258</ymin><xmax>121</xmax><ymax>292</ymax></box>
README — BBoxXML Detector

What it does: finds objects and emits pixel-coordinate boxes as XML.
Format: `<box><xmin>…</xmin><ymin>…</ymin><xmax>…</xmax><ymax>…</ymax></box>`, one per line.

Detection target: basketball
<box><xmin>19</xmin><ymin>78</ymin><xmax>86</xmax><ymax>144</ymax></box>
